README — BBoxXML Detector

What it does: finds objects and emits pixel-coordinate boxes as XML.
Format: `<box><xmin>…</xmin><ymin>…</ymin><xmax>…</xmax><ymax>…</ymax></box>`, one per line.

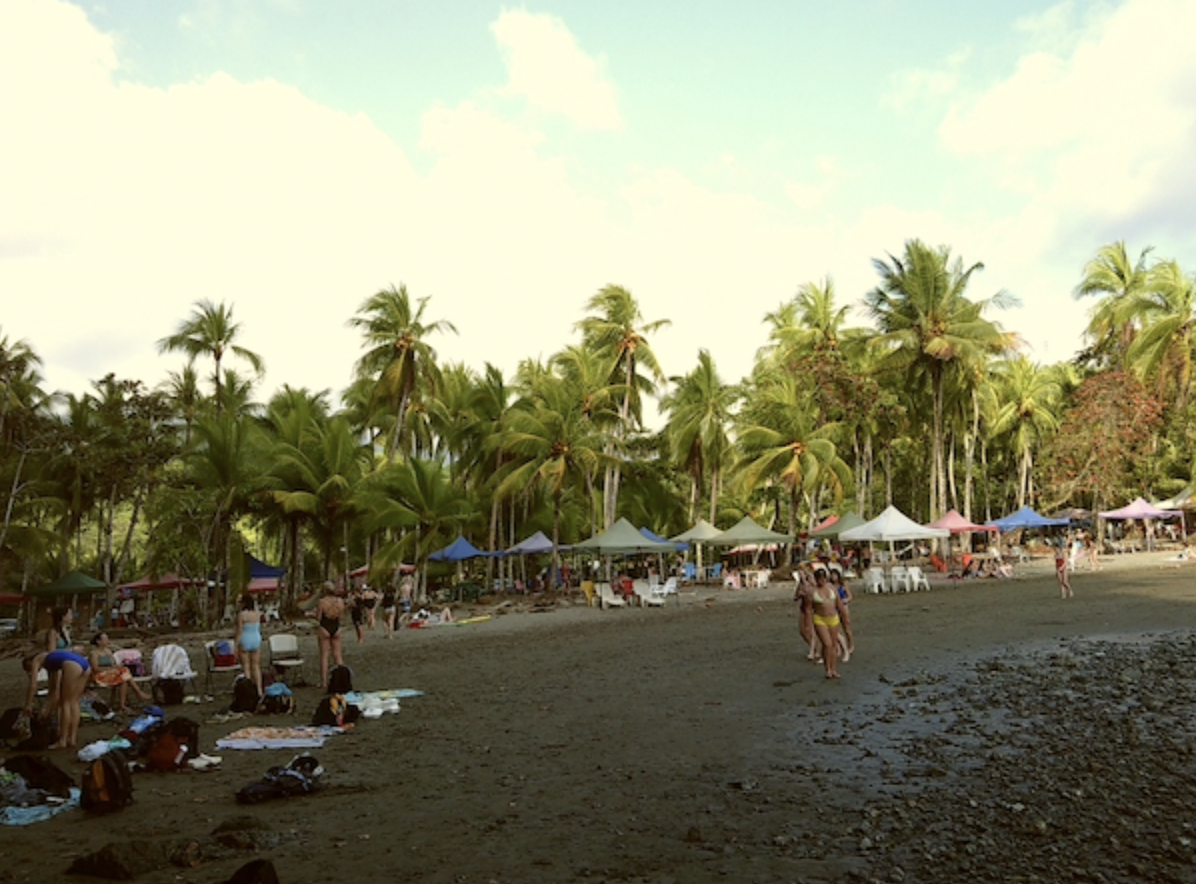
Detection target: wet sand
<box><xmin>2</xmin><ymin>550</ymin><xmax>1195</xmax><ymax>883</ymax></box>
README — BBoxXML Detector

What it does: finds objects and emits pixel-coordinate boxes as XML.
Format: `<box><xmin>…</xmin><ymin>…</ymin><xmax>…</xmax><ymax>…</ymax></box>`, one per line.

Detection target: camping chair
<box><xmin>204</xmin><ymin>639</ymin><xmax>242</xmax><ymax>695</ymax></box>
<box><xmin>113</xmin><ymin>648</ymin><xmax>154</xmax><ymax>697</ymax></box>
<box><xmin>267</xmin><ymin>634</ymin><xmax>306</xmax><ymax>686</ymax></box>
<box><xmin>150</xmin><ymin>644</ymin><xmax>199</xmax><ymax>701</ymax></box>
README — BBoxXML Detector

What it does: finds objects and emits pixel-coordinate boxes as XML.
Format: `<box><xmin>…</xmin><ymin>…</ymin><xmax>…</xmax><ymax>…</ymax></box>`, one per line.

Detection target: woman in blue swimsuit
<box><xmin>236</xmin><ymin>594</ymin><xmax>264</xmax><ymax>698</ymax></box>
<box><xmin>24</xmin><ymin>648</ymin><xmax>90</xmax><ymax>748</ymax></box>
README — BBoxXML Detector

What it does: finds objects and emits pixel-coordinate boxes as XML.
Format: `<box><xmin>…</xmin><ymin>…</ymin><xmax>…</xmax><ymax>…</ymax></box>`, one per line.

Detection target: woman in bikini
<box><xmin>89</xmin><ymin>632</ymin><xmax>151</xmax><ymax>712</ymax></box>
<box><xmin>828</xmin><ymin>567</ymin><xmax>854</xmax><ymax>660</ymax></box>
<box><xmin>24</xmin><ymin>647</ymin><xmax>90</xmax><ymax>748</ymax></box>
<box><xmin>315</xmin><ymin>581</ymin><xmax>346</xmax><ymax>689</ymax></box>
<box><xmin>236</xmin><ymin>593</ymin><xmax>265</xmax><ymax>698</ymax></box>
<box><xmin>810</xmin><ymin>570</ymin><xmax>848</xmax><ymax>679</ymax></box>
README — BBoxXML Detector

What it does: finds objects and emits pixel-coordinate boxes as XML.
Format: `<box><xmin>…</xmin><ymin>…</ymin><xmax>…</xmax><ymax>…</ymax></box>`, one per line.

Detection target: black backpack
<box><xmin>2</xmin><ymin>754</ymin><xmax>75</xmax><ymax>799</ymax></box>
<box><xmin>230</xmin><ymin>676</ymin><xmax>261</xmax><ymax>713</ymax></box>
<box><xmin>225</xmin><ymin>859</ymin><xmax>280</xmax><ymax>884</ymax></box>
<box><xmin>81</xmin><ymin>749</ymin><xmax>134</xmax><ymax>813</ymax></box>
<box><xmin>165</xmin><ymin>716</ymin><xmax>201</xmax><ymax>758</ymax></box>
<box><xmin>311</xmin><ymin>694</ymin><xmax>360</xmax><ymax>727</ymax></box>
<box><xmin>154</xmin><ymin>678</ymin><xmax>185</xmax><ymax>706</ymax></box>
<box><xmin>327</xmin><ymin>665</ymin><xmax>353</xmax><ymax>694</ymax></box>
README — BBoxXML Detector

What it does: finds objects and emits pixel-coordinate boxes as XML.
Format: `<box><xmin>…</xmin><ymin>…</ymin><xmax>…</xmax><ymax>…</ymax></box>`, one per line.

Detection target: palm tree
<box><xmin>660</xmin><ymin>349</ymin><xmax>738</xmax><ymax>524</ymax></box>
<box><xmin>988</xmin><ymin>358</ymin><xmax>1063</xmax><ymax>509</ymax></box>
<box><xmin>0</xmin><ymin>330</ymin><xmax>43</xmax><ymax>446</ymax></box>
<box><xmin>157</xmin><ymin>300</ymin><xmax>264</xmax><ymax>416</ymax></box>
<box><xmin>348</xmin><ymin>284</ymin><xmax>457</xmax><ymax>459</ymax></box>
<box><xmin>760</xmin><ymin>277</ymin><xmax>856</xmax><ymax>368</ymax></box>
<box><xmin>1126</xmin><ymin>259</ymin><xmax>1196</xmax><ymax>409</ymax></box>
<box><xmin>363</xmin><ymin>457</ymin><xmax>472</xmax><ymax>602</ymax></box>
<box><xmin>735</xmin><ymin>374</ymin><xmax>853</xmax><ymax>555</ymax></box>
<box><xmin>497</xmin><ymin>374</ymin><xmax>607</xmax><ymax>581</ymax></box>
<box><xmin>576</xmin><ymin>284</ymin><xmax>670</xmax><ymax>526</ymax></box>
<box><xmin>1074</xmin><ymin>241</ymin><xmax>1154</xmax><ymax>368</ymax></box>
<box><xmin>865</xmin><ymin>239</ymin><xmax>1016</xmax><ymax>519</ymax></box>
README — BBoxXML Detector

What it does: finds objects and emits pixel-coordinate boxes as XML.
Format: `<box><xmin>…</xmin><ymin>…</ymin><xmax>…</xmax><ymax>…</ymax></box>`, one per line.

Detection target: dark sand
<box><xmin>3</xmin><ymin>551</ymin><xmax>1196</xmax><ymax>883</ymax></box>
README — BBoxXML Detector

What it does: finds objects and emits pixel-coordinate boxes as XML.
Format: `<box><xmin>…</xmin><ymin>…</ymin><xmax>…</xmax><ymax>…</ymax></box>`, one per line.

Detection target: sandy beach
<box><xmin>3</xmin><ymin>550</ymin><xmax>1196</xmax><ymax>883</ymax></box>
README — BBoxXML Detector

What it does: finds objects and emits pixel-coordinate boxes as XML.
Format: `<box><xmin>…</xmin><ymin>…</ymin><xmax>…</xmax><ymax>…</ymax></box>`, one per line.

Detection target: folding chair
<box><xmin>204</xmin><ymin>639</ymin><xmax>242</xmax><ymax>695</ymax></box>
<box><xmin>267</xmin><ymin>634</ymin><xmax>306</xmax><ymax>686</ymax></box>
<box><xmin>151</xmin><ymin>644</ymin><xmax>199</xmax><ymax>699</ymax></box>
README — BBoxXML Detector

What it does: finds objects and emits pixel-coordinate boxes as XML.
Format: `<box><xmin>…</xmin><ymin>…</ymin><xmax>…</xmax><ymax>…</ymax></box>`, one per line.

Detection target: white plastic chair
<box><xmin>906</xmin><ymin>565</ymin><xmax>931</xmax><ymax>591</ymax></box>
<box><xmin>596</xmin><ymin>583</ymin><xmax>627</xmax><ymax>609</ymax></box>
<box><xmin>268</xmin><ymin>633</ymin><xmax>306</xmax><ymax>685</ymax></box>
<box><xmin>864</xmin><ymin>567</ymin><xmax>887</xmax><ymax>594</ymax></box>
<box><xmin>889</xmin><ymin>565</ymin><xmax>911</xmax><ymax>592</ymax></box>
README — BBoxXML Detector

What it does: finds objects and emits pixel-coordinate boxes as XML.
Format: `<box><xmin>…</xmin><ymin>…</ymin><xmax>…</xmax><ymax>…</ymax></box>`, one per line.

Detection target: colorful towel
<box><xmin>215</xmin><ymin>725</ymin><xmax>343</xmax><ymax>750</ymax></box>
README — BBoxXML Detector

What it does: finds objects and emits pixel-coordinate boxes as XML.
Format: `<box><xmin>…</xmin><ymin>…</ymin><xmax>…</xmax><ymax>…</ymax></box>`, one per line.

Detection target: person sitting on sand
<box><xmin>88</xmin><ymin>632</ymin><xmax>151</xmax><ymax>712</ymax></box>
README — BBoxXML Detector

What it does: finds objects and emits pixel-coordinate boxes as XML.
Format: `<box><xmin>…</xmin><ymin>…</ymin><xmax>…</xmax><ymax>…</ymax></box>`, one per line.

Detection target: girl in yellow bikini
<box><xmin>810</xmin><ymin>570</ymin><xmax>848</xmax><ymax>679</ymax></box>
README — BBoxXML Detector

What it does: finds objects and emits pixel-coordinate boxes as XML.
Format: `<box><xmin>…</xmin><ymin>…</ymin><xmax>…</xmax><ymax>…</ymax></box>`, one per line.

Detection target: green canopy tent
<box><xmin>31</xmin><ymin>571</ymin><xmax>107</xmax><ymax>598</ymax></box>
<box><xmin>574</xmin><ymin>518</ymin><xmax>678</xmax><ymax>586</ymax></box>
<box><xmin>809</xmin><ymin>512</ymin><xmax>867</xmax><ymax>540</ymax></box>
<box><xmin>671</xmin><ymin>519</ymin><xmax>723</xmax><ymax>582</ymax></box>
<box><xmin>28</xmin><ymin>571</ymin><xmax>109</xmax><ymax>630</ymax></box>
<box><xmin>707</xmin><ymin>516</ymin><xmax>795</xmax><ymax>547</ymax></box>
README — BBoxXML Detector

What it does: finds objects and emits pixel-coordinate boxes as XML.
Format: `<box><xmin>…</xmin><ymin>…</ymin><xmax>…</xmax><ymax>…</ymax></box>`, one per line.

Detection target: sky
<box><xmin>3</xmin><ymin>0</ymin><xmax>1196</xmax><ymax>413</ymax></box>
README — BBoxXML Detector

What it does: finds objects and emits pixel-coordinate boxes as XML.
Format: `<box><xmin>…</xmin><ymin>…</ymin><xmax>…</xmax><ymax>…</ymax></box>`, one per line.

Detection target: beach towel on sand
<box><xmin>215</xmin><ymin>725</ymin><xmax>343</xmax><ymax>750</ymax></box>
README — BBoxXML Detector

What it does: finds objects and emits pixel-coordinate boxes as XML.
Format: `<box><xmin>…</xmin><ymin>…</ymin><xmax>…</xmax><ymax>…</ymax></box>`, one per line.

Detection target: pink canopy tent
<box><xmin>1098</xmin><ymin>497</ymin><xmax>1181</xmax><ymax>520</ymax></box>
<box><xmin>118</xmin><ymin>572</ymin><xmax>200</xmax><ymax>594</ymax></box>
<box><xmin>928</xmin><ymin>509</ymin><xmax>999</xmax><ymax>534</ymax></box>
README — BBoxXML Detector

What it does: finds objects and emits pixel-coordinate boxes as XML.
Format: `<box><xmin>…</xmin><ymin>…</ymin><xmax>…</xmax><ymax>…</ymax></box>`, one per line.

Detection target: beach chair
<box><xmin>906</xmin><ymin>565</ymin><xmax>931</xmax><ymax>592</ymax></box>
<box><xmin>596</xmin><ymin>583</ymin><xmax>627</xmax><ymax>609</ymax></box>
<box><xmin>268</xmin><ymin>634</ymin><xmax>306</xmax><ymax>686</ymax></box>
<box><xmin>1011</xmin><ymin>545</ymin><xmax>1030</xmax><ymax>563</ymax></box>
<box><xmin>204</xmin><ymin>639</ymin><xmax>242</xmax><ymax>695</ymax></box>
<box><xmin>648</xmin><ymin>578</ymin><xmax>672</xmax><ymax>606</ymax></box>
<box><xmin>151</xmin><ymin>644</ymin><xmax>199</xmax><ymax>703</ymax></box>
<box><xmin>889</xmin><ymin>566</ymin><xmax>911</xmax><ymax>592</ymax></box>
<box><xmin>634</xmin><ymin>579</ymin><xmax>666</xmax><ymax>607</ymax></box>
<box><xmin>580</xmin><ymin>581</ymin><xmax>598</xmax><ymax>607</ymax></box>
<box><xmin>113</xmin><ymin>648</ymin><xmax>154</xmax><ymax>696</ymax></box>
<box><xmin>864</xmin><ymin>567</ymin><xmax>887</xmax><ymax>594</ymax></box>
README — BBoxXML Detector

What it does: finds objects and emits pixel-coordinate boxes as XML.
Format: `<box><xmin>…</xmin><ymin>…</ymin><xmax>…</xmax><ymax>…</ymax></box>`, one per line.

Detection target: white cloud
<box><xmin>883</xmin><ymin>49</ymin><xmax>970</xmax><ymax>113</ymax></box>
<box><xmin>490</xmin><ymin>10</ymin><xmax>622</xmax><ymax>131</ymax></box>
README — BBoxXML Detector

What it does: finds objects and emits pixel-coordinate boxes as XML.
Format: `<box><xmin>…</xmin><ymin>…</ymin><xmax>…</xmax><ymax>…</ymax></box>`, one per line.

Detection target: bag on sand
<box><xmin>235</xmin><ymin>754</ymin><xmax>322</xmax><ymax>805</ymax></box>
<box><xmin>326</xmin><ymin>665</ymin><xmax>353</xmax><ymax>695</ymax></box>
<box><xmin>153</xmin><ymin>678</ymin><xmax>185</xmax><ymax>706</ymax></box>
<box><xmin>0</xmin><ymin>707</ymin><xmax>32</xmax><ymax>746</ymax></box>
<box><xmin>230</xmin><ymin>676</ymin><xmax>261</xmax><ymax>713</ymax></box>
<box><xmin>225</xmin><ymin>859</ymin><xmax>280</xmax><ymax>884</ymax></box>
<box><xmin>311</xmin><ymin>694</ymin><xmax>360</xmax><ymax>728</ymax></box>
<box><xmin>81</xmin><ymin>749</ymin><xmax>134</xmax><ymax>813</ymax></box>
<box><xmin>2</xmin><ymin>754</ymin><xmax>75</xmax><ymax>799</ymax></box>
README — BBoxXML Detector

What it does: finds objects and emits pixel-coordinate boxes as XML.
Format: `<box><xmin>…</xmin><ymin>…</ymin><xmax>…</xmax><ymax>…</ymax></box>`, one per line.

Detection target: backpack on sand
<box><xmin>81</xmin><ymin>749</ymin><xmax>134</xmax><ymax>813</ymax></box>
<box><xmin>326</xmin><ymin>665</ymin><xmax>353</xmax><ymax>695</ymax></box>
<box><xmin>230</xmin><ymin>676</ymin><xmax>261</xmax><ymax>713</ymax></box>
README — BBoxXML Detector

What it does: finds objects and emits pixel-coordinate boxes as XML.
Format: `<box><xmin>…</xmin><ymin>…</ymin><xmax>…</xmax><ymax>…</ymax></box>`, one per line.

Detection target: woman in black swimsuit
<box><xmin>381</xmin><ymin>585</ymin><xmax>397</xmax><ymax>639</ymax></box>
<box><xmin>349</xmin><ymin>587</ymin><xmax>366</xmax><ymax>644</ymax></box>
<box><xmin>315</xmin><ymin>581</ymin><xmax>346</xmax><ymax>689</ymax></box>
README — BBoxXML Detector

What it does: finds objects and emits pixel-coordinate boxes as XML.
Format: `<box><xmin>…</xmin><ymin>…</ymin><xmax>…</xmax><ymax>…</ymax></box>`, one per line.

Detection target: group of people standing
<box><xmin>793</xmin><ymin>564</ymin><xmax>854</xmax><ymax>679</ymax></box>
<box><xmin>309</xmin><ymin>576</ymin><xmax>415</xmax><ymax>688</ymax></box>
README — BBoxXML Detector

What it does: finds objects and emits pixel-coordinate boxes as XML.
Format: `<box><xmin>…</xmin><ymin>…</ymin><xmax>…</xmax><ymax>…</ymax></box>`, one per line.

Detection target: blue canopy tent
<box><xmin>639</xmin><ymin>527</ymin><xmax>688</xmax><ymax>552</ymax></box>
<box><xmin>248</xmin><ymin>555</ymin><xmax>285</xmax><ymax>579</ymax></box>
<box><xmin>988</xmin><ymin>506</ymin><xmax>1070</xmax><ymax>532</ymax></box>
<box><xmin>429</xmin><ymin>537</ymin><xmax>498</xmax><ymax>602</ymax></box>
<box><xmin>506</xmin><ymin>531</ymin><xmax>570</xmax><ymax>555</ymax></box>
<box><xmin>505</xmin><ymin>530</ymin><xmax>571</xmax><ymax>591</ymax></box>
<box><xmin>429</xmin><ymin>536</ymin><xmax>497</xmax><ymax>562</ymax></box>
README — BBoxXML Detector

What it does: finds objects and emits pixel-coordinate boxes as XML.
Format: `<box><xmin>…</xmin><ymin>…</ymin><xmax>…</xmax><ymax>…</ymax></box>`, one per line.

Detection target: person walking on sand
<box><xmin>809</xmin><ymin>569</ymin><xmax>848</xmax><ymax>678</ymax></box>
<box><xmin>381</xmin><ymin>582</ymin><xmax>398</xmax><ymax>639</ymax></box>
<box><xmin>829</xmin><ymin>567</ymin><xmax>854</xmax><ymax>660</ymax></box>
<box><xmin>793</xmin><ymin>568</ymin><xmax>817</xmax><ymax>661</ymax></box>
<box><xmin>314</xmin><ymin>581</ymin><xmax>347</xmax><ymax>688</ymax></box>
<box><xmin>1055</xmin><ymin>540</ymin><xmax>1073</xmax><ymax>599</ymax></box>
